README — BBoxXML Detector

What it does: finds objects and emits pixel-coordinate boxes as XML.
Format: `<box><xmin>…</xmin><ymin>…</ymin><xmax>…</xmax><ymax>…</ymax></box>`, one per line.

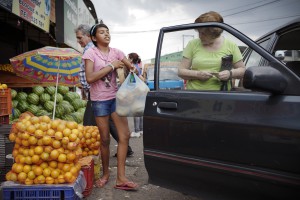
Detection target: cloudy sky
<box><xmin>90</xmin><ymin>0</ymin><xmax>300</xmax><ymax>61</ymax></box>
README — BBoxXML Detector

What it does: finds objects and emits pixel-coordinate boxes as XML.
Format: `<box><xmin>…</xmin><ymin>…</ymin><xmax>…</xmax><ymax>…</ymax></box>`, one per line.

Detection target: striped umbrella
<box><xmin>10</xmin><ymin>46</ymin><xmax>82</xmax><ymax>119</ymax></box>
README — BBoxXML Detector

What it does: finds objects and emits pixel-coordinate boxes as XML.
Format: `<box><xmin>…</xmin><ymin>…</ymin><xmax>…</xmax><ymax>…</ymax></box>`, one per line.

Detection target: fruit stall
<box><xmin>0</xmin><ymin>79</ymin><xmax>101</xmax><ymax>198</ymax></box>
<box><xmin>0</xmin><ymin>112</ymin><xmax>101</xmax><ymax>198</ymax></box>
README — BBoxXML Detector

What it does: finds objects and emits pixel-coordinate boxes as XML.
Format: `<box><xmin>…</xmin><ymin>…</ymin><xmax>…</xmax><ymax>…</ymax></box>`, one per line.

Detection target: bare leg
<box><xmin>95</xmin><ymin>115</ymin><xmax>110</xmax><ymax>186</ymax></box>
<box><xmin>110</xmin><ymin>112</ymin><xmax>132</xmax><ymax>184</ymax></box>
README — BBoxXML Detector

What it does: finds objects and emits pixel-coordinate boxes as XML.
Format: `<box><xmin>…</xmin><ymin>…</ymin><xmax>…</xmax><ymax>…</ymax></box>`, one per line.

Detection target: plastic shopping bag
<box><xmin>116</xmin><ymin>72</ymin><xmax>150</xmax><ymax>117</ymax></box>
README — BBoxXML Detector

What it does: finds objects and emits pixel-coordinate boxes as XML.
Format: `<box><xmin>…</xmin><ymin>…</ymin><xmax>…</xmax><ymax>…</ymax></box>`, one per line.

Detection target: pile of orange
<box><xmin>5</xmin><ymin>113</ymin><xmax>83</xmax><ymax>185</ymax></box>
<box><xmin>80</xmin><ymin>126</ymin><xmax>101</xmax><ymax>157</ymax></box>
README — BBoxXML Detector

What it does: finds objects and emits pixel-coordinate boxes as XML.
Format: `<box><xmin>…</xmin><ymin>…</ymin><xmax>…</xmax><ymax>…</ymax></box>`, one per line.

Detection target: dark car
<box><xmin>143</xmin><ymin>18</ymin><xmax>300</xmax><ymax>199</ymax></box>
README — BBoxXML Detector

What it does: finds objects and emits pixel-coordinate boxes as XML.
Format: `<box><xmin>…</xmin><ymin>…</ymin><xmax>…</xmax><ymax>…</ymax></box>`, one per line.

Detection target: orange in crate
<box><xmin>81</xmin><ymin>159</ymin><xmax>94</xmax><ymax>197</ymax></box>
<box><xmin>0</xmin><ymin>88</ymin><xmax>12</xmax><ymax>116</ymax></box>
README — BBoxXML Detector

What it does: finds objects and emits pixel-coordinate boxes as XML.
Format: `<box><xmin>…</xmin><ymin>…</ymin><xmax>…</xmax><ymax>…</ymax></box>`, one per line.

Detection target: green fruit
<box><xmin>51</xmin><ymin>93</ymin><xmax>63</xmax><ymax>103</ymax></box>
<box><xmin>11</xmin><ymin>89</ymin><xmax>17</xmax><ymax>99</ymax></box>
<box><xmin>36</xmin><ymin>110</ymin><xmax>50</xmax><ymax>116</ymax></box>
<box><xmin>32</xmin><ymin>86</ymin><xmax>44</xmax><ymax>95</ymax></box>
<box><xmin>77</xmin><ymin>107</ymin><xmax>85</xmax><ymax>114</ymax></box>
<box><xmin>27</xmin><ymin>104</ymin><xmax>39</xmax><ymax>115</ymax></box>
<box><xmin>45</xmin><ymin>86</ymin><xmax>56</xmax><ymax>95</ymax></box>
<box><xmin>62</xmin><ymin>114</ymin><xmax>74</xmax><ymax>122</ymax></box>
<box><xmin>40</xmin><ymin>93</ymin><xmax>51</xmax><ymax>103</ymax></box>
<box><xmin>44</xmin><ymin>101</ymin><xmax>54</xmax><ymax>112</ymax></box>
<box><xmin>58</xmin><ymin>86</ymin><xmax>69</xmax><ymax>95</ymax></box>
<box><xmin>17</xmin><ymin>100</ymin><xmax>28</xmax><ymax>112</ymax></box>
<box><xmin>71</xmin><ymin>99</ymin><xmax>84</xmax><ymax>110</ymax></box>
<box><xmin>16</xmin><ymin>92</ymin><xmax>27</xmax><ymax>101</ymax></box>
<box><xmin>64</xmin><ymin>91</ymin><xmax>80</xmax><ymax>102</ymax></box>
<box><xmin>12</xmin><ymin>100</ymin><xmax>18</xmax><ymax>108</ymax></box>
<box><xmin>56</xmin><ymin>104</ymin><xmax>65</xmax><ymax>116</ymax></box>
<box><xmin>27</xmin><ymin>93</ymin><xmax>39</xmax><ymax>105</ymax></box>
<box><xmin>13</xmin><ymin>108</ymin><xmax>21</xmax><ymax>119</ymax></box>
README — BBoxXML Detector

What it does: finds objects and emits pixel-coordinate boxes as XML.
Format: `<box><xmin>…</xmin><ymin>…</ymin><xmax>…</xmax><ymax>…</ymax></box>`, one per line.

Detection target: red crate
<box><xmin>0</xmin><ymin>115</ymin><xmax>9</xmax><ymax>124</ymax></box>
<box><xmin>0</xmin><ymin>89</ymin><xmax>12</xmax><ymax>116</ymax></box>
<box><xmin>81</xmin><ymin>159</ymin><xmax>94</xmax><ymax>197</ymax></box>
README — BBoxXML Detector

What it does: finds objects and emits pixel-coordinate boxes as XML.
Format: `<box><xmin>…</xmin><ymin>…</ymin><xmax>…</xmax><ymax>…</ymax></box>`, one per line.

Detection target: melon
<box><xmin>32</xmin><ymin>86</ymin><xmax>44</xmax><ymax>95</ymax></box>
<box><xmin>51</xmin><ymin>93</ymin><xmax>63</xmax><ymax>103</ymax></box>
<box><xmin>11</xmin><ymin>89</ymin><xmax>17</xmax><ymax>99</ymax></box>
<box><xmin>12</xmin><ymin>108</ymin><xmax>21</xmax><ymax>119</ymax></box>
<box><xmin>40</xmin><ymin>93</ymin><xmax>51</xmax><ymax>103</ymax></box>
<box><xmin>27</xmin><ymin>93</ymin><xmax>39</xmax><ymax>105</ymax></box>
<box><xmin>17</xmin><ymin>100</ymin><xmax>29</xmax><ymax>112</ymax></box>
<box><xmin>44</xmin><ymin>101</ymin><xmax>54</xmax><ymax>112</ymax></box>
<box><xmin>57</xmin><ymin>85</ymin><xmax>69</xmax><ymax>95</ymax></box>
<box><xmin>45</xmin><ymin>86</ymin><xmax>56</xmax><ymax>95</ymax></box>
<box><xmin>12</xmin><ymin>100</ymin><xmax>18</xmax><ymax>108</ymax></box>
<box><xmin>16</xmin><ymin>92</ymin><xmax>27</xmax><ymax>101</ymax></box>
<box><xmin>27</xmin><ymin>104</ymin><xmax>39</xmax><ymax>115</ymax></box>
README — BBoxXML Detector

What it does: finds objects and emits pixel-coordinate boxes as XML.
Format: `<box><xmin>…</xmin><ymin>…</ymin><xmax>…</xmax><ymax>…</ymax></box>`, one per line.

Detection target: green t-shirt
<box><xmin>182</xmin><ymin>37</ymin><xmax>243</xmax><ymax>90</ymax></box>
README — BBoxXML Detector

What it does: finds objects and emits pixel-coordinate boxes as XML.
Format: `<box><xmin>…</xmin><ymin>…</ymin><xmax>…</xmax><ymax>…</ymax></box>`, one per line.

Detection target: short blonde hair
<box><xmin>195</xmin><ymin>11</ymin><xmax>223</xmax><ymax>39</ymax></box>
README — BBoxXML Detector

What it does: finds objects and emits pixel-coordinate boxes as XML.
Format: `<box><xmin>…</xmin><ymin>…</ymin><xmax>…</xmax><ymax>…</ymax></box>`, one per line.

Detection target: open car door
<box><xmin>143</xmin><ymin>22</ymin><xmax>300</xmax><ymax>199</ymax></box>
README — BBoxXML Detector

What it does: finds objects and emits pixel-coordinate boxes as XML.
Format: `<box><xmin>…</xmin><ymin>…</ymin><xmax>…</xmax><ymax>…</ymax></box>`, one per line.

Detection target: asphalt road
<box><xmin>85</xmin><ymin>118</ymin><xmax>199</xmax><ymax>200</ymax></box>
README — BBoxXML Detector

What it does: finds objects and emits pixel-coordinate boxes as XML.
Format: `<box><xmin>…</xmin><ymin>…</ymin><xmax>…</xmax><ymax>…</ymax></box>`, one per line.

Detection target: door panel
<box><xmin>144</xmin><ymin>90</ymin><xmax>300</xmax><ymax>178</ymax></box>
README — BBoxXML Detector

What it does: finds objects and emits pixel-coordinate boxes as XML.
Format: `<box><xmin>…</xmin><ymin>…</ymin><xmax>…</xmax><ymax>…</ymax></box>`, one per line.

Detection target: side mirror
<box><xmin>243</xmin><ymin>66</ymin><xmax>288</xmax><ymax>94</ymax></box>
<box><xmin>275</xmin><ymin>50</ymin><xmax>285</xmax><ymax>61</ymax></box>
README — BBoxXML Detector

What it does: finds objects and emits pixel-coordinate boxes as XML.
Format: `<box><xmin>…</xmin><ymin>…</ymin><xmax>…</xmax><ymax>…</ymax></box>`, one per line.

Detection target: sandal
<box><xmin>114</xmin><ymin>181</ymin><xmax>138</xmax><ymax>191</ymax></box>
<box><xmin>95</xmin><ymin>178</ymin><xmax>108</xmax><ymax>188</ymax></box>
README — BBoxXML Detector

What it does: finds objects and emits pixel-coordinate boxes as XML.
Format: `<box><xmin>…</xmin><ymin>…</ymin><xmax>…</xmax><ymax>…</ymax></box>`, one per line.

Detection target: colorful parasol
<box><xmin>10</xmin><ymin>46</ymin><xmax>81</xmax><ymax>86</ymax></box>
<box><xmin>10</xmin><ymin>46</ymin><xmax>82</xmax><ymax>119</ymax></box>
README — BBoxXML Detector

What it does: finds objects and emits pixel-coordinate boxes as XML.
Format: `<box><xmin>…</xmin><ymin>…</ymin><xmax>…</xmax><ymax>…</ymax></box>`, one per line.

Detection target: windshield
<box><xmin>147</xmin><ymin>66</ymin><xmax>182</xmax><ymax>81</ymax></box>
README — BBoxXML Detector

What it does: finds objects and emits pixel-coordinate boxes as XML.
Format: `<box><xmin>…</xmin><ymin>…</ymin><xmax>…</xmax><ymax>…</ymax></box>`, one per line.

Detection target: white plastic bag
<box><xmin>116</xmin><ymin>72</ymin><xmax>150</xmax><ymax>117</ymax></box>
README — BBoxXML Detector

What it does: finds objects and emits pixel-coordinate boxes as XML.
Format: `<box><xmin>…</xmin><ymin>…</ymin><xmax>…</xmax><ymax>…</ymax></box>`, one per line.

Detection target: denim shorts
<box><xmin>91</xmin><ymin>98</ymin><xmax>116</xmax><ymax>117</ymax></box>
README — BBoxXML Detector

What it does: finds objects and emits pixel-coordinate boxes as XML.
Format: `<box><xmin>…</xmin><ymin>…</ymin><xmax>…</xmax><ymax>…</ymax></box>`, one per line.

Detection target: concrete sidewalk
<box><xmin>85</xmin><ymin>123</ymin><xmax>199</xmax><ymax>200</ymax></box>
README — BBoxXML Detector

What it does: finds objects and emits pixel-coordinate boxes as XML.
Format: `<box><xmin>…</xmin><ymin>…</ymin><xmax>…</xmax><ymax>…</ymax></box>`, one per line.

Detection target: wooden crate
<box><xmin>0</xmin><ymin>89</ymin><xmax>12</xmax><ymax>116</ymax></box>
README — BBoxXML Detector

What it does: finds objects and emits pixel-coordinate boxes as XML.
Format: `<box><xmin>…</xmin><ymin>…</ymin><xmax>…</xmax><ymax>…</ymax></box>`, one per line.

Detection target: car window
<box><xmin>147</xmin><ymin>66</ymin><xmax>182</xmax><ymax>81</ymax></box>
<box><xmin>272</xmin><ymin>28</ymin><xmax>300</xmax><ymax>76</ymax></box>
<box><xmin>245</xmin><ymin>39</ymin><xmax>269</xmax><ymax>68</ymax></box>
<box><xmin>158</xmin><ymin>27</ymin><xmax>248</xmax><ymax>91</ymax></box>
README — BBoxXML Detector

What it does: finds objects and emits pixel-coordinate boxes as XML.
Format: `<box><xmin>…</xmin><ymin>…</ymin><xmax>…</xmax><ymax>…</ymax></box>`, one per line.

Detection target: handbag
<box><xmin>220</xmin><ymin>55</ymin><xmax>233</xmax><ymax>91</ymax></box>
<box><xmin>116</xmin><ymin>72</ymin><xmax>150</xmax><ymax>117</ymax></box>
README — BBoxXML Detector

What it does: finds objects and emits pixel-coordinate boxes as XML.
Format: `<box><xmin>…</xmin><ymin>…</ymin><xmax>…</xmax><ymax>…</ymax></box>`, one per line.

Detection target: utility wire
<box><xmin>111</xmin><ymin>14</ymin><xmax>298</xmax><ymax>34</ymax></box>
<box><xmin>223</xmin><ymin>0</ymin><xmax>281</xmax><ymax>17</ymax></box>
<box><xmin>110</xmin><ymin>0</ymin><xmax>296</xmax><ymax>34</ymax></box>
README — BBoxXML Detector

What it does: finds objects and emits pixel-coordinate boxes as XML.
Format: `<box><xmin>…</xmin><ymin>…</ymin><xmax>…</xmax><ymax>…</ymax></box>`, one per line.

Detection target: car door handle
<box><xmin>158</xmin><ymin>102</ymin><xmax>177</xmax><ymax>109</ymax></box>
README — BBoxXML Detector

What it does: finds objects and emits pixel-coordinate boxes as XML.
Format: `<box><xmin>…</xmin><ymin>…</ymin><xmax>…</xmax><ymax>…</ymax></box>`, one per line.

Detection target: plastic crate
<box><xmin>81</xmin><ymin>159</ymin><xmax>94</xmax><ymax>197</ymax></box>
<box><xmin>2</xmin><ymin>172</ymin><xmax>85</xmax><ymax>200</ymax></box>
<box><xmin>0</xmin><ymin>89</ymin><xmax>12</xmax><ymax>116</ymax></box>
<box><xmin>2</xmin><ymin>185</ymin><xmax>80</xmax><ymax>200</ymax></box>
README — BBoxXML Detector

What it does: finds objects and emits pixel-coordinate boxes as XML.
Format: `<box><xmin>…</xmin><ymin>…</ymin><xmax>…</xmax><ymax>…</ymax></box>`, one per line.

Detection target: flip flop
<box><xmin>114</xmin><ymin>181</ymin><xmax>138</xmax><ymax>191</ymax></box>
<box><xmin>95</xmin><ymin>178</ymin><xmax>108</xmax><ymax>188</ymax></box>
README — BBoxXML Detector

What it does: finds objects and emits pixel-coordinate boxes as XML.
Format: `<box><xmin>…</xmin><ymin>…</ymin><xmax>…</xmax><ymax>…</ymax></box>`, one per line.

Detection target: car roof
<box><xmin>255</xmin><ymin>17</ymin><xmax>300</xmax><ymax>41</ymax></box>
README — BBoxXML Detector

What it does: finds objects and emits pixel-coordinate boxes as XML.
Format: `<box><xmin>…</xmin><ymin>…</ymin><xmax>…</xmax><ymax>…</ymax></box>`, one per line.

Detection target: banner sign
<box><xmin>12</xmin><ymin>0</ymin><xmax>51</xmax><ymax>32</ymax></box>
<box><xmin>0</xmin><ymin>0</ymin><xmax>13</xmax><ymax>11</ymax></box>
<box><xmin>56</xmin><ymin>0</ymin><xmax>95</xmax><ymax>51</ymax></box>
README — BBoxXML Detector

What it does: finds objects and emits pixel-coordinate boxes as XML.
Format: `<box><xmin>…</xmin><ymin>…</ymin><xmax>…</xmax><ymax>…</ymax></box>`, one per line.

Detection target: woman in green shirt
<box><xmin>178</xmin><ymin>11</ymin><xmax>246</xmax><ymax>90</ymax></box>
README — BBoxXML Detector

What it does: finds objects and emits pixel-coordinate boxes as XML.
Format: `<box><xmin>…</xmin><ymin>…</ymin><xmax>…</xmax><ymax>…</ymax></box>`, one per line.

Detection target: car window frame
<box><xmin>153</xmin><ymin>22</ymin><xmax>300</xmax><ymax>95</ymax></box>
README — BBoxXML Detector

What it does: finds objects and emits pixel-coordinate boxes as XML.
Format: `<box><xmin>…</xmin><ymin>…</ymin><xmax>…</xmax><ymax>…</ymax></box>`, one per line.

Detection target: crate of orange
<box><xmin>2</xmin><ymin>170</ymin><xmax>86</xmax><ymax>200</ymax></box>
<box><xmin>5</xmin><ymin>113</ymin><xmax>84</xmax><ymax>185</ymax></box>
